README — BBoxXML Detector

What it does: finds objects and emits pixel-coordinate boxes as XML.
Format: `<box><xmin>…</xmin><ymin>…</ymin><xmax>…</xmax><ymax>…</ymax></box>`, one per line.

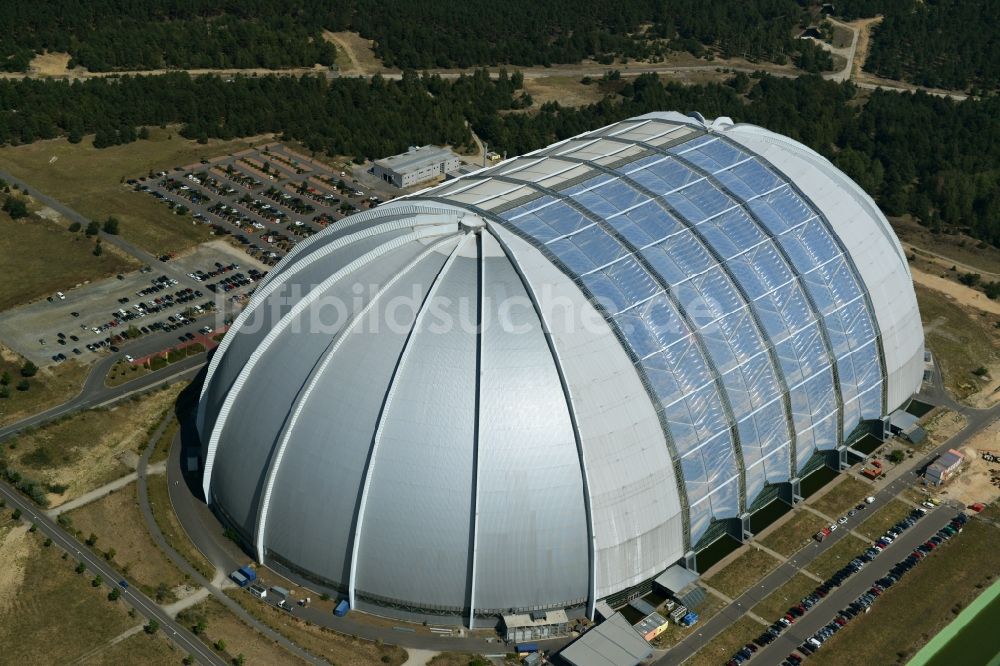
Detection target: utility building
<box><xmin>372</xmin><ymin>145</ymin><xmax>460</xmax><ymax>187</ymax></box>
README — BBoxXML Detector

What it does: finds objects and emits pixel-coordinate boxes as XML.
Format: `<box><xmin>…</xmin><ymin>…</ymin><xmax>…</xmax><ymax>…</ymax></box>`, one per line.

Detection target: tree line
<box><xmin>835</xmin><ymin>0</ymin><xmax>999</xmax><ymax>91</ymax></box>
<box><xmin>0</xmin><ymin>68</ymin><xmax>995</xmax><ymax>246</ymax></box>
<box><xmin>0</xmin><ymin>69</ymin><xmax>528</xmax><ymax>160</ymax></box>
<box><xmin>0</xmin><ymin>0</ymin><xmax>338</xmax><ymax>72</ymax></box>
<box><xmin>0</xmin><ymin>0</ymin><xmax>832</xmax><ymax>73</ymax></box>
<box><xmin>473</xmin><ymin>73</ymin><xmax>1000</xmax><ymax>247</ymax></box>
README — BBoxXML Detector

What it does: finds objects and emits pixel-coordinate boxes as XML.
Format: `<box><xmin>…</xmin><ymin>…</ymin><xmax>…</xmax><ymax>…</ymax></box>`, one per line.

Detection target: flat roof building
<box><xmin>926</xmin><ymin>448</ymin><xmax>964</xmax><ymax>486</ymax></box>
<box><xmin>372</xmin><ymin>145</ymin><xmax>460</xmax><ymax>188</ymax></box>
<box><xmin>557</xmin><ymin>612</ymin><xmax>653</xmax><ymax>666</ymax></box>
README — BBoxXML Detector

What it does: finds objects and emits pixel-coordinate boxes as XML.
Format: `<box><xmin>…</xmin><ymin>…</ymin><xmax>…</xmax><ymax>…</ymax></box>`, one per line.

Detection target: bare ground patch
<box><xmin>323</xmin><ymin>31</ymin><xmax>391</xmax><ymax>75</ymax></box>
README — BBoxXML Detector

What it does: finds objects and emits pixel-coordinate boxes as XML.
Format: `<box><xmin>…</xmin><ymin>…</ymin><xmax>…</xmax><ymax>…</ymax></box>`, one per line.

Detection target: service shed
<box><xmin>502</xmin><ymin>609</ymin><xmax>570</xmax><ymax>642</ymax></box>
<box><xmin>634</xmin><ymin>611</ymin><xmax>669</xmax><ymax>641</ymax></box>
<box><xmin>557</xmin><ymin>612</ymin><xmax>653</xmax><ymax>666</ymax></box>
<box><xmin>654</xmin><ymin>564</ymin><xmax>699</xmax><ymax>596</ymax></box>
<box><xmin>926</xmin><ymin>449</ymin><xmax>964</xmax><ymax>486</ymax></box>
<box><xmin>888</xmin><ymin>410</ymin><xmax>926</xmax><ymax>444</ymax></box>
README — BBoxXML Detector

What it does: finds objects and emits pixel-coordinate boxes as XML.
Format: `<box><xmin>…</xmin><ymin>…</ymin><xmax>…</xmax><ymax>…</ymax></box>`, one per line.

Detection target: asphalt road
<box><xmin>752</xmin><ymin>505</ymin><xmax>961</xmax><ymax>663</ymax></box>
<box><xmin>0</xmin><ymin>478</ymin><xmax>227</xmax><ymax>666</ymax></box>
<box><xmin>0</xmin><ymin>348</ymin><xmax>205</xmax><ymax>441</ymax></box>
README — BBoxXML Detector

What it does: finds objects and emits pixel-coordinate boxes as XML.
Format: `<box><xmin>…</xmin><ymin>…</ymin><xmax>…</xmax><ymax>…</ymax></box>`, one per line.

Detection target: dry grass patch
<box><xmin>751</xmin><ymin>573</ymin><xmax>817</xmax><ymax>621</ymax></box>
<box><xmin>28</xmin><ymin>51</ymin><xmax>74</xmax><ymax>77</ymax></box>
<box><xmin>322</xmin><ymin>31</ymin><xmax>389</xmax><ymax>75</ymax></box>
<box><xmin>522</xmin><ymin>76</ymin><xmax>608</xmax><ymax>107</ymax></box>
<box><xmin>809</xmin><ymin>476</ymin><xmax>872</xmax><ymax>521</ymax></box>
<box><xmin>0</xmin><ymin>343</ymin><xmax>89</xmax><ymax>427</ymax></box>
<box><xmin>0</xmin><ymin>207</ymin><xmax>136</xmax><ymax>311</ymax></box>
<box><xmin>856</xmin><ymin>499</ymin><xmax>914</xmax><ymax>541</ymax></box>
<box><xmin>226</xmin><ymin>589</ymin><xmax>407</xmax><ymax>666</ymax></box>
<box><xmin>148</xmin><ymin>472</ymin><xmax>214</xmax><ymax>580</ymax></box>
<box><xmin>4</xmin><ymin>383</ymin><xmax>182</xmax><ymax>505</ymax></box>
<box><xmin>80</xmin><ymin>630</ymin><xmax>180</xmax><ymax>666</ymax></box>
<box><xmin>179</xmin><ymin>597</ymin><xmax>307</xmax><ymax>666</ymax></box>
<box><xmin>65</xmin><ymin>481</ymin><xmax>189</xmax><ymax>602</ymax></box>
<box><xmin>0</xmin><ymin>521</ymin><xmax>139</xmax><ymax>664</ymax></box>
<box><xmin>759</xmin><ymin>510</ymin><xmax>828</xmax><ymax>557</ymax></box>
<box><xmin>0</xmin><ymin>129</ymin><xmax>269</xmax><ymax>255</ymax></box>
<box><xmin>808</xmin><ymin>520</ymin><xmax>1000</xmax><ymax>666</ymax></box>
<box><xmin>916</xmin><ymin>284</ymin><xmax>1000</xmax><ymax>401</ymax></box>
<box><xmin>106</xmin><ymin>358</ymin><xmax>152</xmax><ymax>388</ymax></box>
<box><xmin>703</xmin><ymin>547</ymin><xmax>782</xmax><ymax>599</ymax></box>
<box><xmin>686</xmin><ymin>616</ymin><xmax>762</xmax><ymax>666</ymax></box>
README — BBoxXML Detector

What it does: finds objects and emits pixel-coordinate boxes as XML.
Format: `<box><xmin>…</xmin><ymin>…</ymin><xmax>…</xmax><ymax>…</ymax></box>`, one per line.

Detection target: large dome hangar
<box><xmin>196</xmin><ymin>112</ymin><xmax>923</xmax><ymax>622</ymax></box>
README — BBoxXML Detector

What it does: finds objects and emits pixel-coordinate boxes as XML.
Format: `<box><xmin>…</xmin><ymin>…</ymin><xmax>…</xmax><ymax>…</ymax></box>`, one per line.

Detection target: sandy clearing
<box><xmin>911</xmin><ymin>267</ymin><xmax>1000</xmax><ymax>315</ymax></box>
<box><xmin>0</xmin><ymin>523</ymin><xmax>31</xmax><ymax>614</ymax></box>
<box><xmin>935</xmin><ymin>420</ymin><xmax>1000</xmax><ymax>508</ymax></box>
<box><xmin>322</xmin><ymin>31</ymin><xmax>392</xmax><ymax>76</ymax></box>
<box><xmin>28</xmin><ymin>52</ymin><xmax>75</xmax><ymax>77</ymax></box>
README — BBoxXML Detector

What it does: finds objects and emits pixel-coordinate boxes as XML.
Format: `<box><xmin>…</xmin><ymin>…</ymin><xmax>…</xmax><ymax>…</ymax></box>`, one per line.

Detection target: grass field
<box><xmin>106</xmin><ymin>358</ymin><xmax>152</xmax><ymax>388</ymax></box>
<box><xmin>66</xmin><ymin>481</ymin><xmax>189</xmax><ymax>603</ymax></box>
<box><xmin>3</xmin><ymin>383</ymin><xmax>182</xmax><ymax>505</ymax></box>
<box><xmin>759</xmin><ymin>510</ymin><xmax>828</xmax><ymax>557</ymax></box>
<box><xmin>809</xmin><ymin>476</ymin><xmax>872</xmax><ymax>521</ymax></box>
<box><xmin>79</xmin><ymin>630</ymin><xmax>181</xmax><ymax>666</ymax></box>
<box><xmin>0</xmin><ymin>208</ymin><xmax>136</xmax><ymax>311</ymax></box>
<box><xmin>0</xmin><ymin>344</ymin><xmax>89</xmax><ymax>427</ymax></box>
<box><xmin>179</xmin><ymin>597</ymin><xmax>307</xmax><ymax>666</ymax></box>
<box><xmin>226</xmin><ymin>589</ymin><xmax>408</xmax><ymax>666</ymax></box>
<box><xmin>703</xmin><ymin>547</ymin><xmax>782</xmax><ymax>599</ymax></box>
<box><xmin>855</xmin><ymin>499</ymin><xmax>914</xmax><ymax>541</ymax></box>
<box><xmin>808</xmin><ymin>534</ymin><xmax>867</xmax><ymax>580</ymax></box>
<box><xmin>149</xmin><ymin>414</ymin><xmax>180</xmax><ymax>466</ymax></box>
<box><xmin>0</xmin><ymin>128</ymin><xmax>269</xmax><ymax>255</ymax></box>
<box><xmin>917</xmin><ymin>285</ymin><xmax>1000</xmax><ymax>400</ymax></box>
<box><xmin>685</xmin><ymin>616</ymin><xmax>763</xmax><ymax>666</ymax></box>
<box><xmin>147</xmin><ymin>472</ymin><xmax>214</xmax><ymax>580</ymax></box>
<box><xmin>751</xmin><ymin>572</ymin><xmax>817</xmax><ymax>621</ymax></box>
<box><xmin>0</xmin><ymin>515</ymin><xmax>156</xmax><ymax>664</ymax></box>
<box><xmin>808</xmin><ymin>520</ymin><xmax>1000</xmax><ymax>665</ymax></box>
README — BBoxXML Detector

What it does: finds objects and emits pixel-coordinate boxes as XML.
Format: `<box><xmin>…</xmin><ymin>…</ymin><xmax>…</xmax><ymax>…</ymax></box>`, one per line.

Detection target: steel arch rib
<box><xmin>253</xmin><ymin>234</ymin><xmax>465</xmax><ymax>563</ymax></box>
<box><xmin>418</xmin><ymin>192</ymin><xmax>693</xmax><ymax>553</ymax></box>
<box><xmin>625</xmin><ymin>125</ymin><xmax>847</xmax><ymax>473</ymax></box>
<box><xmin>484</xmin><ymin>222</ymin><xmax>599</xmax><ymax>620</ymax></box>
<box><xmin>198</xmin><ymin>213</ymin><xmax>436</xmax><ymax>426</ymax></box>
<box><xmin>468</xmin><ymin>232</ymin><xmax>483</xmax><ymax>628</ymax></box>
<box><xmin>554</xmin><ymin>155</ymin><xmax>797</xmax><ymax>512</ymax></box>
<box><xmin>200</xmin><ymin>223</ymin><xmax>457</xmax><ymax>502</ymax></box>
<box><xmin>347</xmin><ymin>234</ymin><xmax>473</xmax><ymax>610</ymax></box>
<box><xmin>715</xmin><ymin>134</ymin><xmax>891</xmax><ymax>416</ymax></box>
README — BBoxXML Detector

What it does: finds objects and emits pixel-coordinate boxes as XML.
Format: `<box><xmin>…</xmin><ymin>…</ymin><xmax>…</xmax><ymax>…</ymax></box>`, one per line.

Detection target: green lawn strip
<box><xmin>759</xmin><ymin>510</ymin><xmax>829</xmax><ymax>557</ymax></box>
<box><xmin>703</xmin><ymin>546</ymin><xmax>783</xmax><ymax>599</ymax></box>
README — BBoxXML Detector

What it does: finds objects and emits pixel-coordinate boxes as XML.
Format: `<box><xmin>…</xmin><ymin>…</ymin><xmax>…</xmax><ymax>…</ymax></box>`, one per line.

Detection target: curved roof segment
<box><xmin>197</xmin><ymin>112</ymin><xmax>923</xmax><ymax>619</ymax></box>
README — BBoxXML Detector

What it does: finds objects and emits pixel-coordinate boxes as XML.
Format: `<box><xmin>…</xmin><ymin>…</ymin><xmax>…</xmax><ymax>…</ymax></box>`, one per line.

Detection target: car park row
<box><xmin>786</xmin><ymin>512</ymin><xmax>969</xmax><ymax>665</ymax></box>
<box><xmin>728</xmin><ymin>503</ymin><xmax>932</xmax><ymax>666</ymax></box>
<box><xmin>130</xmin><ymin>148</ymin><xmax>378</xmax><ymax>268</ymax></box>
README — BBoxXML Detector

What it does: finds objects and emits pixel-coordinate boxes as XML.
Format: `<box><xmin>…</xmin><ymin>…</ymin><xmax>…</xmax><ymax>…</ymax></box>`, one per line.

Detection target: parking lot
<box><xmin>132</xmin><ymin>143</ymin><xmax>390</xmax><ymax>267</ymax></box>
<box><xmin>0</xmin><ymin>242</ymin><xmax>263</xmax><ymax>367</ymax></box>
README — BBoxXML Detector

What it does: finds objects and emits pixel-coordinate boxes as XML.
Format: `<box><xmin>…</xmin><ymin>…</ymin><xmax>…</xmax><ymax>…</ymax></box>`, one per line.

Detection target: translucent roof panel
<box><xmin>485</xmin><ymin>121</ymin><xmax>887</xmax><ymax>545</ymax></box>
